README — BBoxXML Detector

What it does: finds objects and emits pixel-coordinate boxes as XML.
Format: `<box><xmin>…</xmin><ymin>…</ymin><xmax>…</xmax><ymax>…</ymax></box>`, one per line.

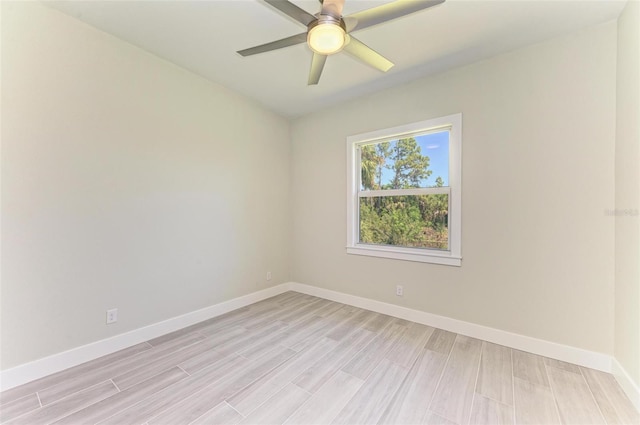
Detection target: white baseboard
<box><xmin>612</xmin><ymin>357</ymin><xmax>640</xmax><ymax>413</ymax></box>
<box><xmin>288</xmin><ymin>282</ymin><xmax>613</xmax><ymax>373</ymax></box>
<box><xmin>0</xmin><ymin>283</ymin><xmax>290</xmax><ymax>391</ymax></box>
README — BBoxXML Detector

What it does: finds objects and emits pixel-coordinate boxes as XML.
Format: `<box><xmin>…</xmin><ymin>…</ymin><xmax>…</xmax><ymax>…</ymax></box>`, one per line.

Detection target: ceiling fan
<box><xmin>237</xmin><ymin>0</ymin><xmax>445</xmax><ymax>85</ymax></box>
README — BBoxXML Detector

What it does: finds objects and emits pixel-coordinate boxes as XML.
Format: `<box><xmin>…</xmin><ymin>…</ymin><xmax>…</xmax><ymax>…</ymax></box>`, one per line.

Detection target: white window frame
<box><xmin>346</xmin><ymin>113</ymin><xmax>462</xmax><ymax>266</ymax></box>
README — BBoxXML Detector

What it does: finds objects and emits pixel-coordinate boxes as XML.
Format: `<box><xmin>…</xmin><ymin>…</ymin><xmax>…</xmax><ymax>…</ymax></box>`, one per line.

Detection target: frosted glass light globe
<box><xmin>307</xmin><ymin>22</ymin><xmax>346</xmax><ymax>55</ymax></box>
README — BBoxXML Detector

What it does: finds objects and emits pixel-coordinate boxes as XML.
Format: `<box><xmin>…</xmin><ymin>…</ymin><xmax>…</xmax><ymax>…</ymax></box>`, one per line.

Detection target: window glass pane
<box><xmin>359</xmin><ymin>194</ymin><xmax>449</xmax><ymax>250</ymax></box>
<box><xmin>360</xmin><ymin>131</ymin><xmax>449</xmax><ymax>191</ymax></box>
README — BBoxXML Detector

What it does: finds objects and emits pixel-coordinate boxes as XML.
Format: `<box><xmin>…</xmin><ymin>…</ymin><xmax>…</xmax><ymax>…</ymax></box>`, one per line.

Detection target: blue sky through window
<box><xmin>378</xmin><ymin>130</ymin><xmax>449</xmax><ymax>187</ymax></box>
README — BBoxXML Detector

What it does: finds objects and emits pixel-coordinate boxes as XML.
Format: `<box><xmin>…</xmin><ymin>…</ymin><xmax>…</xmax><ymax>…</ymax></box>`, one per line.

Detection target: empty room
<box><xmin>1</xmin><ymin>0</ymin><xmax>639</xmax><ymax>424</ymax></box>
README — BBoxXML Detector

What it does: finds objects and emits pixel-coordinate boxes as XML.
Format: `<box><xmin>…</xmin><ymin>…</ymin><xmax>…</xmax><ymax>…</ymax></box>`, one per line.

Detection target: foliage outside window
<box><xmin>346</xmin><ymin>114</ymin><xmax>462</xmax><ymax>266</ymax></box>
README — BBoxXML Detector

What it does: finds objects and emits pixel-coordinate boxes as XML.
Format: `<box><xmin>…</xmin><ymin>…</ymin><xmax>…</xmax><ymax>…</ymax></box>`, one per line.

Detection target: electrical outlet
<box><xmin>266</xmin><ymin>271</ymin><xmax>272</xmax><ymax>281</ymax></box>
<box><xmin>396</xmin><ymin>285</ymin><xmax>404</xmax><ymax>296</ymax></box>
<box><xmin>106</xmin><ymin>308</ymin><xmax>118</xmax><ymax>324</ymax></box>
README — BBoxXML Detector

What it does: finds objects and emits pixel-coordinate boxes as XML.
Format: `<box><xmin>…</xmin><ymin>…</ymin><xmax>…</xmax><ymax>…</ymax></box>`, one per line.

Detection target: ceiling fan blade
<box><xmin>342</xmin><ymin>36</ymin><xmax>394</xmax><ymax>72</ymax></box>
<box><xmin>321</xmin><ymin>0</ymin><xmax>345</xmax><ymax>17</ymax></box>
<box><xmin>308</xmin><ymin>53</ymin><xmax>328</xmax><ymax>85</ymax></box>
<box><xmin>345</xmin><ymin>0</ymin><xmax>445</xmax><ymax>32</ymax></box>
<box><xmin>237</xmin><ymin>33</ymin><xmax>307</xmax><ymax>56</ymax></box>
<box><xmin>263</xmin><ymin>0</ymin><xmax>317</xmax><ymax>26</ymax></box>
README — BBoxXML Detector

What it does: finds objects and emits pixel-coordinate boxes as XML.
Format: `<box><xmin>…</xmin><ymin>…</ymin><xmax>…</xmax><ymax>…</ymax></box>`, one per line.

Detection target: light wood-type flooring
<box><xmin>1</xmin><ymin>292</ymin><xmax>638</xmax><ymax>425</ymax></box>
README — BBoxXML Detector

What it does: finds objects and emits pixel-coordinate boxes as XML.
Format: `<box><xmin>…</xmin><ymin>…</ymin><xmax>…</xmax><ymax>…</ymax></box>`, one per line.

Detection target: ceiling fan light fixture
<box><xmin>307</xmin><ymin>18</ymin><xmax>346</xmax><ymax>55</ymax></box>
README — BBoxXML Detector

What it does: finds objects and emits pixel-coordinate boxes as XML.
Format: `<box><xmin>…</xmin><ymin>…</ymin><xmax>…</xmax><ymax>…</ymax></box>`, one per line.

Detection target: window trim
<box><xmin>346</xmin><ymin>113</ymin><xmax>462</xmax><ymax>266</ymax></box>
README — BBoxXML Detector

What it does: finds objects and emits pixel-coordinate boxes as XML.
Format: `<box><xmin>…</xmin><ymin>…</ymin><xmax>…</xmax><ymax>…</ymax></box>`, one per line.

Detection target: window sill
<box><xmin>346</xmin><ymin>245</ymin><xmax>462</xmax><ymax>266</ymax></box>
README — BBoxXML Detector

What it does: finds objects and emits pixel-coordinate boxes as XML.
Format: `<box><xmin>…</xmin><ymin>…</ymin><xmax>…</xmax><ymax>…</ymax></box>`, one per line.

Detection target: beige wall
<box><xmin>0</xmin><ymin>2</ymin><xmax>291</xmax><ymax>369</ymax></box>
<box><xmin>615</xmin><ymin>0</ymin><xmax>640</xmax><ymax>389</ymax></box>
<box><xmin>291</xmin><ymin>21</ymin><xmax>617</xmax><ymax>355</ymax></box>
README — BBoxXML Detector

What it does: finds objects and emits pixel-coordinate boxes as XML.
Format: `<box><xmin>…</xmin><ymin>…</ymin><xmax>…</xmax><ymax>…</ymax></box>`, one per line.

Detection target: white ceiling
<box><xmin>46</xmin><ymin>0</ymin><xmax>626</xmax><ymax>118</ymax></box>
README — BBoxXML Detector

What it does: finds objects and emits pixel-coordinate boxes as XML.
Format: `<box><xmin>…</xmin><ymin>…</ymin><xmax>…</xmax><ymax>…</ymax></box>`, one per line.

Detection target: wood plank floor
<box><xmin>1</xmin><ymin>292</ymin><xmax>638</xmax><ymax>425</ymax></box>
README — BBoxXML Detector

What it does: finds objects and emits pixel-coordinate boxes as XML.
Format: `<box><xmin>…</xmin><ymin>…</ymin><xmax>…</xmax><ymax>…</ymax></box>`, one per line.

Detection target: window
<box><xmin>346</xmin><ymin>114</ymin><xmax>462</xmax><ymax>266</ymax></box>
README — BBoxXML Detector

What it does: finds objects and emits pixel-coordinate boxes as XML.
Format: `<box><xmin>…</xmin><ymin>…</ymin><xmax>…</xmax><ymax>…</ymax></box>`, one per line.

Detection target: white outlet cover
<box><xmin>106</xmin><ymin>308</ymin><xmax>118</xmax><ymax>324</ymax></box>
